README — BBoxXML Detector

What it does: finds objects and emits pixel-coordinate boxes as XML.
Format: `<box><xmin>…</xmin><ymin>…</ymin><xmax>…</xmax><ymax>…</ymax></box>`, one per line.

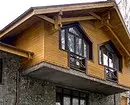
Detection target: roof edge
<box><xmin>0</xmin><ymin>7</ymin><xmax>34</xmax><ymax>35</ymax></box>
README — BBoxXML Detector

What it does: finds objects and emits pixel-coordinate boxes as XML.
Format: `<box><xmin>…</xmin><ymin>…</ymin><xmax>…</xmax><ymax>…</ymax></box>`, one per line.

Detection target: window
<box><xmin>60</xmin><ymin>23</ymin><xmax>92</xmax><ymax>71</ymax></box>
<box><xmin>56</xmin><ymin>87</ymin><xmax>88</xmax><ymax>105</ymax></box>
<box><xmin>0</xmin><ymin>59</ymin><xmax>3</xmax><ymax>83</ymax></box>
<box><xmin>99</xmin><ymin>41</ymin><xmax>122</xmax><ymax>81</ymax></box>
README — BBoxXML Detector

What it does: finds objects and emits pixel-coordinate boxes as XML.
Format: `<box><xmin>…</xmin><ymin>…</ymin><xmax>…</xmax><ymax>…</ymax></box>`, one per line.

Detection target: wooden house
<box><xmin>0</xmin><ymin>1</ymin><xmax>130</xmax><ymax>105</ymax></box>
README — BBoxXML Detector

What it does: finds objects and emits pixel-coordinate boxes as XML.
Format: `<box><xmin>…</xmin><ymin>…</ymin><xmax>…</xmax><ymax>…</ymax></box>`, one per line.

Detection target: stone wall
<box><xmin>88</xmin><ymin>93</ymin><xmax>120</xmax><ymax>105</ymax></box>
<box><xmin>0</xmin><ymin>51</ymin><xmax>121</xmax><ymax>105</ymax></box>
<box><xmin>0</xmin><ymin>51</ymin><xmax>56</xmax><ymax>105</ymax></box>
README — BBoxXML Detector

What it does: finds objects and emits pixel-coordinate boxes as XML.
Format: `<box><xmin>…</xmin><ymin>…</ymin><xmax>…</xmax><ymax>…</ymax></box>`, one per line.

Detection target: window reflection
<box><xmin>73</xmin><ymin>98</ymin><xmax>79</xmax><ymax>105</ymax></box>
<box><xmin>64</xmin><ymin>97</ymin><xmax>70</xmax><ymax>105</ymax></box>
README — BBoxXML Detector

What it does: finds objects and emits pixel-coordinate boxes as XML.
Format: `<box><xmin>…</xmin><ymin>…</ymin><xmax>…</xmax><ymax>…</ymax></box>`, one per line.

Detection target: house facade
<box><xmin>0</xmin><ymin>1</ymin><xmax>130</xmax><ymax>105</ymax></box>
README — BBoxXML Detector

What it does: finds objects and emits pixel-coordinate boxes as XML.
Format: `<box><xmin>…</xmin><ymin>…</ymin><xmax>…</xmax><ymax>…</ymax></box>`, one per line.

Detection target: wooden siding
<box><xmin>43</xmin><ymin>21</ymin><xmax>68</xmax><ymax>68</ymax></box>
<box><xmin>80</xmin><ymin>21</ymin><xmax>110</xmax><ymax>79</ymax></box>
<box><xmin>118</xmin><ymin>57</ymin><xmax>130</xmax><ymax>87</ymax></box>
<box><xmin>121</xmin><ymin>96</ymin><xmax>127</xmax><ymax>105</ymax></box>
<box><xmin>13</xmin><ymin>22</ymin><xmax>45</xmax><ymax>67</ymax></box>
<box><xmin>12</xmin><ymin>19</ymin><xmax>130</xmax><ymax>88</ymax></box>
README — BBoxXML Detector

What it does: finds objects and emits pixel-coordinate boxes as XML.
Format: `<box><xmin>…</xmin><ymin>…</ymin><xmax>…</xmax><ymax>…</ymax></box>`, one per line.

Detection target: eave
<box><xmin>0</xmin><ymin>42</ymin><xmax>33</xmax><ymax>59</ymax></box>
<box><xmin>0</xmin><ymin>1</ymin><xmax>129</xmax><ymax>57</ymax></box>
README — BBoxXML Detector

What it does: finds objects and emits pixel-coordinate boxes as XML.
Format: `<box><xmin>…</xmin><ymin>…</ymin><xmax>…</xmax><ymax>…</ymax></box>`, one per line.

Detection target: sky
<box><xmin>0</xmin><ymin>0</ymin><xmax>107</xmax><ymax>30</ymax></box>
<box><xmin>0</xmin><ymin>0</ymin><xmax>130</xmax><ymax>31</ymax></box>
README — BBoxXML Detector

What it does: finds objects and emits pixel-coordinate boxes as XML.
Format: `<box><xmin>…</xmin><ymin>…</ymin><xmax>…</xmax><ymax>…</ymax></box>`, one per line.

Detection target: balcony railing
<box><xmin>105</xmin><ymin>66</ymin><xmax>118</xmax><ymax>82</ymax></box>
<box><xmin>69</xmin><ymin>52</ymin><xmax>86</xmax><ymax>72</ymax></box>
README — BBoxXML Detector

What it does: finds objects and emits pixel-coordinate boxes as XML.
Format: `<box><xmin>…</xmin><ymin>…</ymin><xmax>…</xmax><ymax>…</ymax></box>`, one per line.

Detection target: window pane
<box><xmin>68</xmin><ymin>33</ymin><xmax>74</xmax><ymax>52</ymax></box>
<box><xmin>69</xmin><ymin>27</ymin><xmax>79</xmax><ymax>36</ymax></box>
<box><xmin>61</xmin><ymin>30</ymin><xmax>65</xmax><ymax>50</ymax></box>
<box><xmin>99</xmin><ymin>49</ymin><xmax>102</xmax><ymax>64</ymax></box>
<box><xmin>109</xmin><ymin>53</ymin><xmax>114</xmax><ymax>68</ymax></box>
<box><xmin>103</xmin><ymin>53</ymin><xmax>108</xmax><ymax>66</ymax></box>
<box><xmin>76</xmin><ymin>38</ymin><xmax>82</xmax><ymax>56</ymax></box>
<box><xmin>72</xmin><ymin>98</ymin><xmax>79</xmax><ymax>105</ymax></box>
<box><xmin>63</xmin><ymin>97</ymin><xmax>70</xmax><ymax>105</ymax></box>
<box><xmin>80</xmin><ymin>99</ymin><xmax>86</xmax><ymax>105</ymax></box>
<box><xmin>83</xmin><ymin>42</ymin><xmax>87</xmax><ymax>58</ymax></box>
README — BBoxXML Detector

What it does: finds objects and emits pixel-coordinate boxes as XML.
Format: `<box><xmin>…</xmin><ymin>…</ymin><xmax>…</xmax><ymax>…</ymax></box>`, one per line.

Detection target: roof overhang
<box><xmin>0</xmin><ymin>42</ymin><xmax>33</xmax><ymax>59</ymax></box>
<box><xmin>0</xmin><ymin>1</ymin><xmax>129</xmax><ymax>56</ymax></box>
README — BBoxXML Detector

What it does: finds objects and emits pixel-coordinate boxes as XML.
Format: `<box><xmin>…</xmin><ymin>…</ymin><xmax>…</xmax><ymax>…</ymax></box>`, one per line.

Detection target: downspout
<box><xmin>15</xmin><ymin>53</ymin><xmax>33</xmax><ymax>105</ymax></box>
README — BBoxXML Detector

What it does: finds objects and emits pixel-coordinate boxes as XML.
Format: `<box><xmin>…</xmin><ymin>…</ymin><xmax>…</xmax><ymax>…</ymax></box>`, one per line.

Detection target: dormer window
<box><xmin>60</xmin><ymin>23</ymin><xmax>92</xmax><ymax>71</ymax></box>
<box><xmin>99</xmin><ymin>41</ymin><xmax>122</xmax><ymax>82</ymax></box>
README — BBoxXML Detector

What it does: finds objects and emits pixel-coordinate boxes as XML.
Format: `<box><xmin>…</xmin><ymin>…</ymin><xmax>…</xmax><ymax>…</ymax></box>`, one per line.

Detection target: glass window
<box><xmin>56</xmin><ymin>87</ymin><xmax>88</xmax><ymax>105</ymax></box>
<box><xmin>63</xmin><ymin>97</ymin><xmax>71</xmax><ymax>105</ymax></box>
<box><xmin>80</xmin><ymin>99</ymin><xmax>86</xmax><ymax>105</ymax></box>
<box><xmin>99</xmin><ymin>41</ymin><xmax>122</xmax><ymax>72</ymax></box>
<box><xmin>60</xmin><ymin>24</ymin><xmax>92</xmax><ymax>60</ymax></box>
<box><xmin>60</xmin><ymin>23</ymin><xmax>93</xmax><ymax>71</ymax></box>
<box><xmin>61</xmin><ymin>30</ymin><xmax>65</xmax><ymax>50</ymax></box>
<box><xmin>73</xmin><ymin>98</ymin><xmax>79</xmax><ymax>105</ymax></box>
<box><xmin>68</xmin><ymin>33</ymin><xmax>74</xmax><ymax>53</ymax></box>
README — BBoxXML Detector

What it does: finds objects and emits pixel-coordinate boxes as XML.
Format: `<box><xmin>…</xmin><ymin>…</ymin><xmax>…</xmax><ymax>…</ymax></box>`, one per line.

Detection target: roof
<box><xmin>0</xmin><ymin>1</ymin><xmax>130</xmax><ymax>56</ymax></box>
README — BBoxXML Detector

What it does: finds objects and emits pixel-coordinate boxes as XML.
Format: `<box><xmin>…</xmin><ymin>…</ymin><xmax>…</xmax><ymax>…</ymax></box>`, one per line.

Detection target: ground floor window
<box><xmin>56</xmin><ymin>87</ymin><xmax>88</xmax><ymax>105</ymax></box>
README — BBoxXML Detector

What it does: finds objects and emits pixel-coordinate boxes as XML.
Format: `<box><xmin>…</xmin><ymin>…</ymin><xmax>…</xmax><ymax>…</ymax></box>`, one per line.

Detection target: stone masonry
<box><xmin>0</xmin><ymin>51</ymin><xmax>120</xmax><ymax>105</ymax></box>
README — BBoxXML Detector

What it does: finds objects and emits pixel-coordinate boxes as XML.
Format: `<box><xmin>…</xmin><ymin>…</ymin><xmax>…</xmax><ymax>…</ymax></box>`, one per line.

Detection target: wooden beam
<box><xmin>105</xmin><ymin>25</ymin><xmax>130</xmax><ymax>57</ymax></box>
<box><xmin>88</xmin><ymin>12</ymin><xmax>101</xmax><ymax>20</ymax></box>
<box><xmin>0</xmin><ymin>42</ymin><xmax>34</xmax><ymax>59</ymax></box>
<box><xmin>37</xmin><ymin>15</ymin><xmax>55</xmax><ymax>24</ymax></box>
<box><xmin>61</xmin><ymin>16</ymin><xmax>97</xmax><ymax>23</ymax></box>
<box><xmin>34</xmin><ymin>2</ymin><xmax>114</xmax><ymax>15</ymax></box>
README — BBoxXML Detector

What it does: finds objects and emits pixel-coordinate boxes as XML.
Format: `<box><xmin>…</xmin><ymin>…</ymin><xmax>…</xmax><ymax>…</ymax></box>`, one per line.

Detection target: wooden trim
<box><xmin>0</xmin><ymin>42</ymin><xmax>34</xmax><ymax>59</ymax></box>
<box><xmin>88</xmin><ymin>12</ymin><xmax>101</xmax><ymax>20</ymax></box>
<box><xmin>61</xmin><ymin>16</ymin><xmax>97</xmax><ymax>23</ymax></box>
<box><xmin>105</xmin><ymin>25</ymin><xmax>130</xmax><ymax>57</ymax></box>
<box><xmin>34</xmin><ymin>2</ymin><xmax>114</xmax><ymax>15</ymax></box>
<box><xmin>0</xmin><ymin>11</ymin><xmax>34</xmax><ymax>39</ymax></box>
<box><xmin>37</xmin><ymin>15</ymin><xmax>55</xmax><ymax>24</ymax></box>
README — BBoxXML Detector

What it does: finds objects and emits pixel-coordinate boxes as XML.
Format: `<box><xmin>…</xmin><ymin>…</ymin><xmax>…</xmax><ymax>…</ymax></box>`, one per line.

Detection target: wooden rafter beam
<box><xmin>37</xmin><ymin>15</ymin><xmax>55</xmax><ymax>24</ymax></box>
<box><xmin>0</xmin><ymin>42</ymin><xmax>34</xmax><ymax>59</ymax></box>
<box><xmin>88</xmin><ymin>12</ymin><xmax>101</xmax><ymax>20</ymax></box>
<box><xmin>34</xmin><ymin>2</ymin><xmax>114</xmax><ymax>15</ymax></box>
<box><xmin>61</xmin><ymin>16</ymin><xmax>97</xmax><ymax>23</ymax></box>
<box><xmin>105</xmin><ymin>24</ymin><xmax>130</xmax><ymax>57</ymax></box>
<box><xmin>37</xmin><ymin>15</ymin><xmax>97</xmax><ymax>24</ymax></box>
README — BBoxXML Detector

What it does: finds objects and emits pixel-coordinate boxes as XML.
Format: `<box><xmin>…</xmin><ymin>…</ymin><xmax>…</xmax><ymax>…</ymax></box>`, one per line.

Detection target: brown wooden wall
<box><xmin>80</xmin><ymin>21</ymin><xmax>110</xmax><ymax>80</ymax></box>
<box><xmin>121</xmin><ymin>96</ymin><xmax>127</xmax><ymax>105</ymax></box>
<box><xmin>43</xmin><ymin>22</ymin><xmax>68</xmax><ymax>68</ymax></box>
<box><xmin>13</xmin><ymin>22</ymin><xmax>45</xmax><ymax>67</ymax></box>
<box><xmin>12</xmin><ymin>20</ymin><xmax>130</xmax><ymax>88</ymax></box>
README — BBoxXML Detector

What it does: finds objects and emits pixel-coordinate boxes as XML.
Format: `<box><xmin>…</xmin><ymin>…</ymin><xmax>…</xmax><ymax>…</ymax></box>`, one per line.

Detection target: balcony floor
<box><xmin>23</xmin><ymin>62</ymin><xmax>130</xmax><ymax>95</ymax></box>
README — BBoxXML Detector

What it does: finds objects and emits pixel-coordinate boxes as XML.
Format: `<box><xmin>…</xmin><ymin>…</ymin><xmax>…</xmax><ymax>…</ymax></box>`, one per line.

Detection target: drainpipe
<box><xmin>114</xmin><ymin>94</ymin><xmax>116</xmax><ymax>105</ymax></box>
<box><xmin>15</xmin><ymin>53</ymin><xmax>33</xmax><ymax>105</ymax></box>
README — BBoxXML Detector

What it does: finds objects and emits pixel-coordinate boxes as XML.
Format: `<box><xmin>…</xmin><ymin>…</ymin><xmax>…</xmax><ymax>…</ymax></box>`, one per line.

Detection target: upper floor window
<box><xmin>60</xmin><ymin>23</ymin><xmax>92</xmax><ymax>71</ymax></box>
<box><xmin>99</xmin><ymin>41</ymin><xmax>122</xmax><ymax>81</ymax></box>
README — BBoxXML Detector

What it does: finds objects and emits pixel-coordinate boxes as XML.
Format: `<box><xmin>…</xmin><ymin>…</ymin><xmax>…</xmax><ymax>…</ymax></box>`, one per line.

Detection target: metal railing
<box><xmin>69</xmin><ymin>52</ymin><xmax>86</xmax><ymax>72</ymax></box>
<box><xmin>105</xmin><ymin>66</ymin><xmax>118</xmax><ymax>82</ymax></box>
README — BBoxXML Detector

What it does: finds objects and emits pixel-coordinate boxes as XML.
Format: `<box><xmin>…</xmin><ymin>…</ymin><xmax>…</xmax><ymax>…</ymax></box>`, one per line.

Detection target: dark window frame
<box><xmin>98</xmin><ymin>41</ymin><xmax>122</xmax><ymax>72</ymax></box>
<box><xmin>59</xmin><ymin>23</ymin><xmax>93</xmax><ymax>71</ymax></box>
<box><xmin>59</xmin><ymin>23</ymin><xmax>93</xmax><ymax>60</ymax></box>
<box><xmin>98</xmin><ymin>41</ymin><xmax>122</xmax><ymax>82</ymax></box>
<box><xmin>56</xmin><ymin>87</ymin><xmax>88</xmax><ymax>105</ymax></box>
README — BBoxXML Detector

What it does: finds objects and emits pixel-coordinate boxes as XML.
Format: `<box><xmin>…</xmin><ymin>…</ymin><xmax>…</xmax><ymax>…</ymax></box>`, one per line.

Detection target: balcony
<box><xmin>23</xmin><ymin>61</ymin><xmax>129</xmax><ymax>95</ymax></box>
<box><xmin>105</xmin><ymin>66</ymin><xmax>118</xmax><ymax>82</ymax></box>
<box><xmin>69</xmin><ymin>53</ymin><xmax>86</xmax><ymax>72</ymax></box>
